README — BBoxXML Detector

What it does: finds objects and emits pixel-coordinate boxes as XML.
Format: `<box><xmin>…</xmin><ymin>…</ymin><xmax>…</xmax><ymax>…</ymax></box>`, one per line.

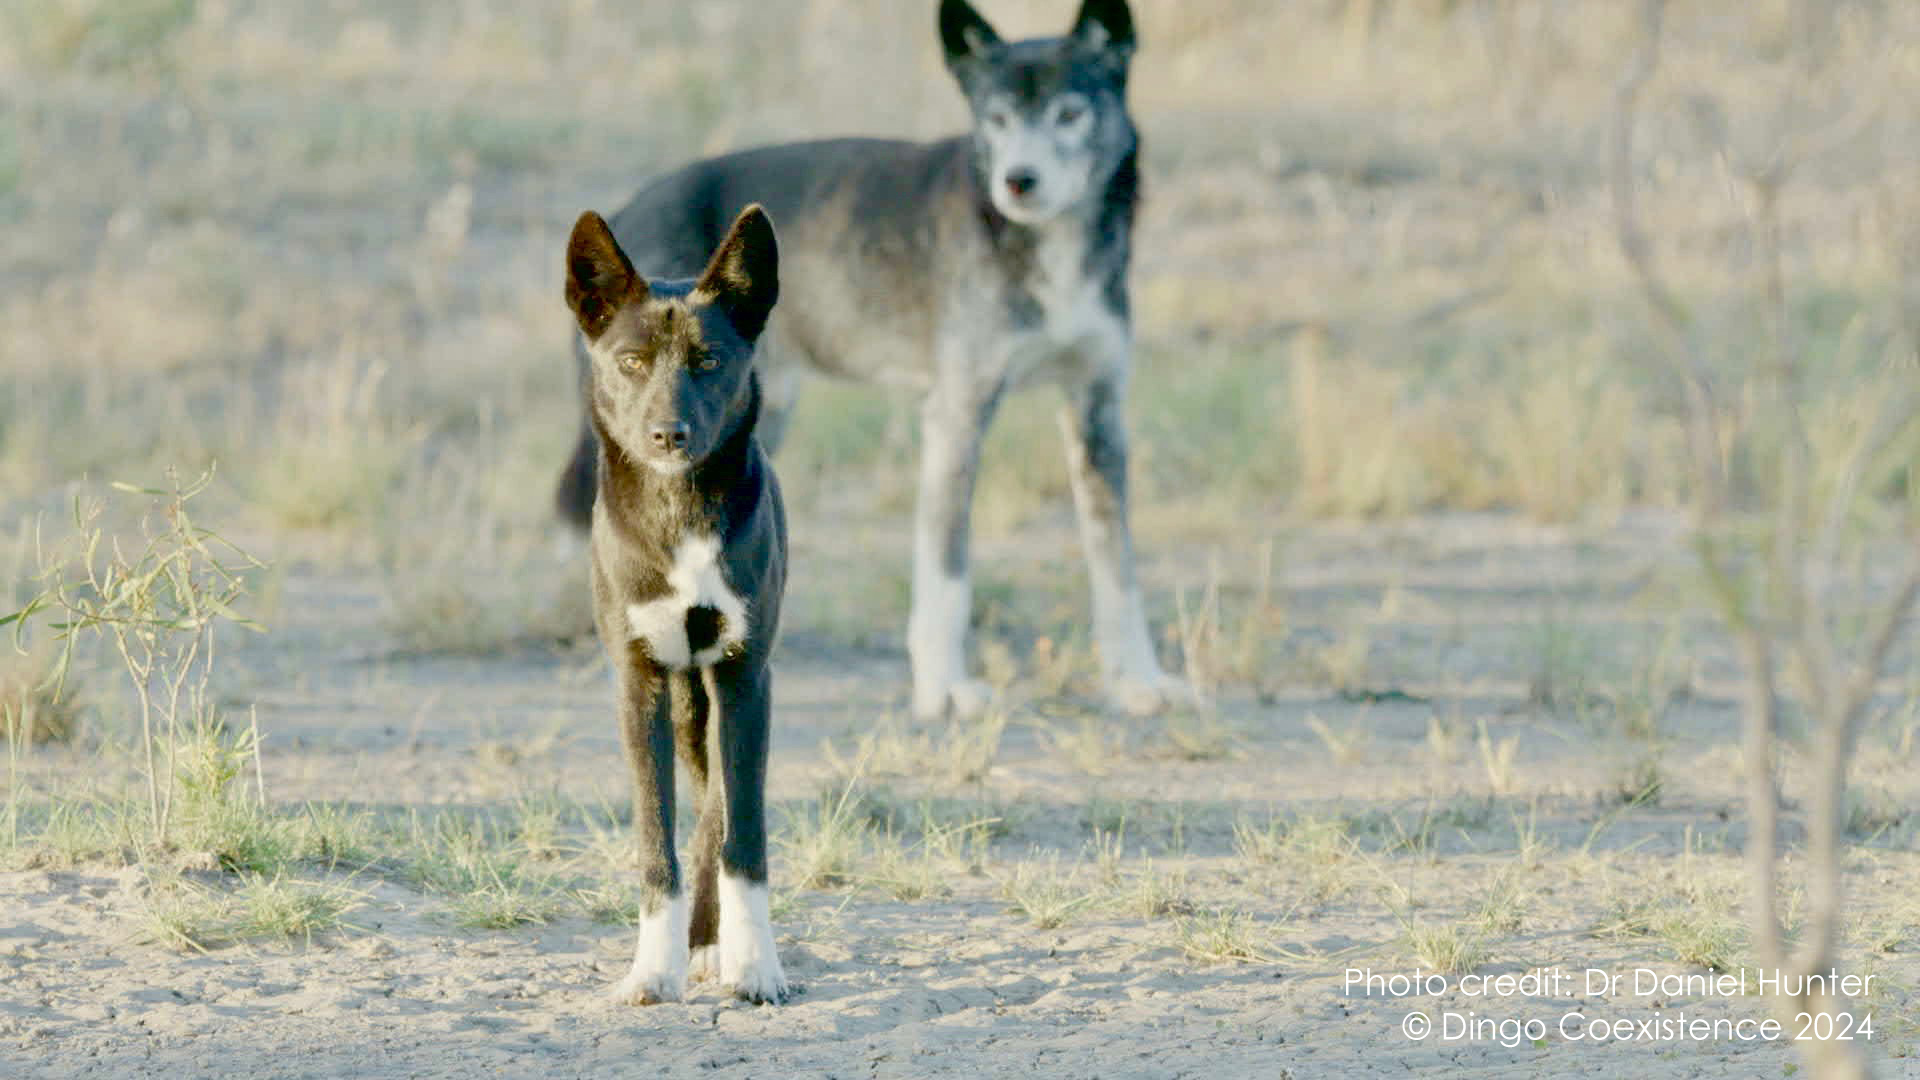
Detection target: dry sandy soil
<box><xmin>5</xmin><ymin>511</ymin><xmax>1918</xmax><ymax>1078</ymax></box>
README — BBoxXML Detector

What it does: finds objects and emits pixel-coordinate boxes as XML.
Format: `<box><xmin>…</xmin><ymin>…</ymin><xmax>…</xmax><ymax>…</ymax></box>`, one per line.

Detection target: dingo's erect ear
<box><xmin>694</xmin><ymin>204</ymin><xmax>779</xmax><ymax>342</ymax></box>
<box><xmin>1071</xmin><ymin>0</ymin><xmax>1136</xmax><ymax>63</ymax></box>
<box><xmin>939</xmin><ymin>0</ymin><xmax>1003</xmax><ymax>79</ymax></box>
<box><xmin>566</xmin><ymin>211</ymin><xmax>647</xmax><ymax>340</ymax></box>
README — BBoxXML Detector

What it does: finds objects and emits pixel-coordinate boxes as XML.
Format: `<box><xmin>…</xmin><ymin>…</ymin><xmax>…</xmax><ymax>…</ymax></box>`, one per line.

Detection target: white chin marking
<box><xmin>992</xmin><ymin>195</ymin><xmax>1060</xmax><ymax>226</ymax></box>
<box><xmin>718</xmin><ymin>873</ymin><xmax>788</xmax><ymax>1004</ymax></box>
<box><xmin>625</xmin><ymin>534</ymin><xmax>749</xmax><ymax>669</ymax></box>
<box><xmin>645</xmin><ymin>458</ymin><xmax>691</xmax><ymax>475</ymax></box>
<box><xmin>611</xmin><ymin>892</ymin><xmax>688</xmax><ymax>1005</ymax></box>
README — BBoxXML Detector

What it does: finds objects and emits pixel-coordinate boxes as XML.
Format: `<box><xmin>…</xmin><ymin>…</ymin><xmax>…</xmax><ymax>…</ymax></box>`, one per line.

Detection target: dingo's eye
<box><xmin>1056</xmin><ymin>101</ymin><xmax>1085</xmax><ymax>125</ymax></box>
<box><xmin>692</xmin><ymin>349</ymin><xmax>716</xmax><ymax>372</ymax></box>
<box><xmin>986</xmin><ymin>107</ymin><xmax>1012</xmax><ymax>130</ymax></box>
<box><xmin>619</xmin><ymin>353</ymin><xmax>645</xmax><ymax>372</ymax></box>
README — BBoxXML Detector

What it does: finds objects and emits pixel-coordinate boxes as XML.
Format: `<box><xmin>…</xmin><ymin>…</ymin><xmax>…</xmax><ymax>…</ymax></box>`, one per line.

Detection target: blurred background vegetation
<box><xmin>0</xmin><ymin>0</ymin><xmax>1914</xmax><ymax>621</ymax></box>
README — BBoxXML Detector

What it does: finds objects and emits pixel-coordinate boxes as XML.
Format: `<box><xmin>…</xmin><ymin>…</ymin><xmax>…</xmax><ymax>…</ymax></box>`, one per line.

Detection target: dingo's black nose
<box><xmin>1004</xmin><ymin>168</ymin><xmax>1038</xmax><ymax>197</ymax></box>
<box><xmin>650</xmin><ymin>422</ymin><xmax>689</xmax><ymax>451</ymax></box>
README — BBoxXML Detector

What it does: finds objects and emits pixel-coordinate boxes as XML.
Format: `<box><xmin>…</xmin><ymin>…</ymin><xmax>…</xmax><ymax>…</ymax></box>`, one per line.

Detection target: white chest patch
<box><xmin>625</xmin><ymin>534</ymin><xmax>748</xmax><ymax>669</ymax></box>
<box><xmin>1005</xmin><ymin>230</ymin><xmax>1128</xmax><ymax>384</ymax></box>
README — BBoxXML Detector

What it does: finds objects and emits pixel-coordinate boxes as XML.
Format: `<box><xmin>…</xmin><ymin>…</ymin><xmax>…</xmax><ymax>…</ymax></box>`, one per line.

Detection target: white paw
<box><xmin>718</xmin><ymin>873</ymin><xmax>790</xmax><ymax>1005</ymax></box>
<box><xmin>723</xmin><ymin>951</ymin><xmax>790</xmax><ymax>1005</ymax></box>
<box><xmin>1107</xmin><ymin>670</ymin><xmax>1196</xmax><ymax>717</ymax></box>
<box><xmin>610</xmin><ymin>964</ymin><xmax>686</xmax><ymax>1005</ymax></box>
<box><xmin>913</xmin><ymin>677</ymin><xmax>995</xmax><ymax>722</ymax></box>
<box><xmin>609</xmin><ymin>893</ymin><xmax>688</xmax><ymax>1005</ymax></box>
<box><xmin>947</xmin><ymin>678</ymin><xmax>995</xmax><ymax>720</ymax></box>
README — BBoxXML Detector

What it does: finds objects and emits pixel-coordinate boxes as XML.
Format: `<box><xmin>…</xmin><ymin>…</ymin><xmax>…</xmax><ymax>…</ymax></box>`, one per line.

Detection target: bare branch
<box><xmin>1610</xmin><ymin>0</ymin><xmax>1688</xmax><ymax>340</ymax></box>
<box><xmin>1612</xmin><ymin>5</ymin><xmax>1905</xmax><ymax>1074</ymax></box>
<box><xmin>1609</xmin><ymin>0</ymin><xmax>1725</xmax><ymax>517</ymax></box>
<box><xmin>1837</xmin><ymin>543</ymin><xmax>1920</xmax><ymax>727</ymax></box>
<box><xmin>1744</xmin><ymin>168</ymin><xmax>1840</xmax><ymax>720</ymax></box>
<box><xmin>1734</xmin><ymin>625</ymin><xmax>1786</xmax><ymax>968</ymax></box>
<box><xmin>1813</xmin><ymin>391</ymin><xmax>1920</xmax><ymax>586</ymax></box>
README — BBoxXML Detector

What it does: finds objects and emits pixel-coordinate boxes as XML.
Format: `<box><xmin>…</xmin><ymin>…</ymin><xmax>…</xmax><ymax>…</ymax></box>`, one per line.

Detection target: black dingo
<box><xmin>565</xmin><ymin>205</ymin><xmax>788</xmax><ymax>1004</ymax></box>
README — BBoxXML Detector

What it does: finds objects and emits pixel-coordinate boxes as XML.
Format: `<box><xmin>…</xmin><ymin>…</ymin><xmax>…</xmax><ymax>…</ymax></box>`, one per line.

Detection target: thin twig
<box><xmin>1610</xmin><ymin>0</ymin><xmax>1724</xmax><ymax>516</ymax></box>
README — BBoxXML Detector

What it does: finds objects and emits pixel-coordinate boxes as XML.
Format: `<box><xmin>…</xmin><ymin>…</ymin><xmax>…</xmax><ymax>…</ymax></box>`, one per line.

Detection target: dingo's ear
<box><xmin>694</xmin><ymin>204</ymin><xmax>779</xmax><ymax>342</ymax></box>
<box><xmin>565</xmin><ymin>211</ymin><xmax>647</xmax><ymax>340</ymax></box>
<box><xmin>1071</xmin><ymin>0</ymin><xmax>1135</xmax><ymax>64</ymax></box>
<box><xmin>939</xmin><ymin>0</ymin><xmax>1002</xmax><ymax>80</ymax></box>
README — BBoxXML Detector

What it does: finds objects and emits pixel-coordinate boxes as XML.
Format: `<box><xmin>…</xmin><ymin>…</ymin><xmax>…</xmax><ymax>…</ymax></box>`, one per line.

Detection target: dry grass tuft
<box><xmin>997</xmin><ymin>853</ymin><xmax>1102</xmax><ymax>929</ymax></box>
<box><xmin>1401</xmin><ymin>919</ymin><xmax>1487</xmax><ymax>976</ymax></box>
<box><xmin>778</xmin><ymin>779</ymin><xmax>873</xmax><ymax>891</ymax></box>
<box><xmin>825</xmin><ymin>709</ymin><xmax>1008</xmax><ymax>788</ymax></box>
<box><xmin>141</xmin><ymin>871</ymin><xmax>362</xmax><ymax>951</ymax></box>
<box><xmin>1592</xmin><ymin>865</ymin><xmax>1747</xmax><ymax>974</ymax></box>
<box><xmin>1175</xmin><ymin>908</ymin><xmax>1291</xmax><ymax>965</ymax></box>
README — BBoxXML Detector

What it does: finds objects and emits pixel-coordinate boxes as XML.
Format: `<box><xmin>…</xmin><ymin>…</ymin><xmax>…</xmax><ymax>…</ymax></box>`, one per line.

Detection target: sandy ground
<box><xmin>0</xmin><ymin>869</ymin><xmax>1829</xmax><ymax>1079</ymax></box>
<box><xmin>4</xmin><ymin>513</ymin><xmax>1915</xmax><ymax>1078</ymax></box>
